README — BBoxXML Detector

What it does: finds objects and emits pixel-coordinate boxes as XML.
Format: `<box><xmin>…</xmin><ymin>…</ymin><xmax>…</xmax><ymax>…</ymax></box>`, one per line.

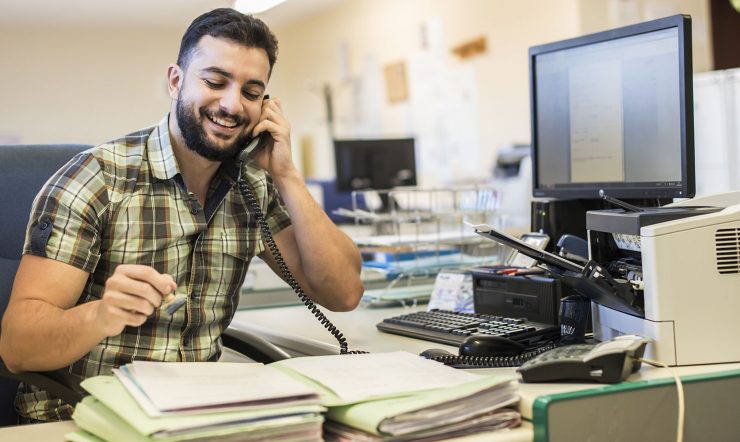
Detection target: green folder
<box><xmin>271</xmin><ymin>357</ymin><xmax>519</xmax><ymax>436</ymax></box>
<box><xmin>69</xmin><ymin>376</ymin><xmax>324</xmax><ymax>442</ymax></box>
<box><xmin>70</xmin><ymin>353</ymin><xmax>520</xmax><ymax>440</ymax></box>
<box><xmin>326</xmin><ymin>377</ymin><xmax>518</xmax><ymax>436</ymax></box>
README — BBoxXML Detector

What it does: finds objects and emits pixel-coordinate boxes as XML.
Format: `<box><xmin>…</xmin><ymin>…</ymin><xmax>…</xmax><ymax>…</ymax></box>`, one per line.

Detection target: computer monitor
<box><xmin>333</xmin><ymin>138</ymin><xmax>417</xmax><ymax>192</ymax></box>
<box><xmin>529</xmin><ymin>14</ymin><xmax>694</xmax><ymax>200</ymax></box>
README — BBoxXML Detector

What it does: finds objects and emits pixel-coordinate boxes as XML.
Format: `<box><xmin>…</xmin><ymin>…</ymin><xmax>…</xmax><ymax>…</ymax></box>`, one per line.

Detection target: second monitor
<box><xmin>334</xmin><ymin>138</ymin><xmax>417</xmax><ymax>211</ymax></box>
<box><xmin>334</xmin><ymin>138</ymin><xmax>417</xmax><ymax>192</ymax></box>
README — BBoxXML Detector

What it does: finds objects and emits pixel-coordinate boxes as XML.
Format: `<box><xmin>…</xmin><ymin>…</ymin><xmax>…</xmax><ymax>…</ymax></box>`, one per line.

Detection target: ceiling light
<box><xmin>233</xmin><ymin>0</ymin><xmax>287</xmax><ymax>14</ymax></box>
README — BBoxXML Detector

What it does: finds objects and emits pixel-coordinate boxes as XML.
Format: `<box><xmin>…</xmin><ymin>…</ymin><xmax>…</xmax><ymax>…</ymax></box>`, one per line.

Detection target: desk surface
<box><xmin>5</xmin><ymin>303</ymin><xmax>739</xmax><ymax>441</ymax></box>
<box><xmin>0</xmin><ymin>408</ymin><xmax>533</xmax><ymax>442</ymax></box>
<box><xmin>230</xmin><ymin>304</ymin><xmax>740</xmax><ymax>425</ymax></box>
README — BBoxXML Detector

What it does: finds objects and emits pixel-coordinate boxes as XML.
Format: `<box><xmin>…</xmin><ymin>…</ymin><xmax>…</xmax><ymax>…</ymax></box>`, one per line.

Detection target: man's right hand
<box><xmin>96</xmin><ymin>264</ymin><xmax>177</xmax><ymax>337</ymax></box>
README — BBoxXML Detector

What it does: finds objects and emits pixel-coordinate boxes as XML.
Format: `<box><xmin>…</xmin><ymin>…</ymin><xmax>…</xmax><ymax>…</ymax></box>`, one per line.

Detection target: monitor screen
<box><xmin>530</xmin><ymin>15</ymin><xmax>694</xmax><ymax>199</ymax></box>
<box><xmin>333</xmin><ymin>138</ymin><xmax>417</xmax><ymax>192</ymax></box>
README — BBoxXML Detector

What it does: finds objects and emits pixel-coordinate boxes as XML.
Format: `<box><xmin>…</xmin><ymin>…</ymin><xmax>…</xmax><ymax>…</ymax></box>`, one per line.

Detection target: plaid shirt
<box><xmin>16</xmin><ymin>115</ymin><xmax>291</xmax><ymax>421</ymax></box>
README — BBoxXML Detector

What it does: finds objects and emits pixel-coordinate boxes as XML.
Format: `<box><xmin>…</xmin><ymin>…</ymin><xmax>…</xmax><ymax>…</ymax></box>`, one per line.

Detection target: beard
<box><xmin>175</xmin><ymin>93</ymin><xmax>251</xmax><ymax>162</ymax></box>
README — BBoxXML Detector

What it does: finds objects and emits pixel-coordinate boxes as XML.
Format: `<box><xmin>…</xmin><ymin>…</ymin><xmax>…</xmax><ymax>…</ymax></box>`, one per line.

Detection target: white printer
<box><xmin>586</xmin><ymin>191</ymin><xmax>740</xmax><ymax>366</ymax></box>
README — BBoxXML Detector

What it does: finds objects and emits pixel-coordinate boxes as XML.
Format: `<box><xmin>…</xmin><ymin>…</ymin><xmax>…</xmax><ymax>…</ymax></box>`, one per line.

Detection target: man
<box><xmin>0</xmin><ymin>8</ymin><xmax>363</xmax><ymax>422</ymax></box>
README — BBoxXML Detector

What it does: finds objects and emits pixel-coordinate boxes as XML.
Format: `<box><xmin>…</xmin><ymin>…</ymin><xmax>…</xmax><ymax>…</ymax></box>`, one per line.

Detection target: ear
<box><xmin>167</xmin><ymin>64</ymin><xmax>183</xmax><ymax>100</ymax></box>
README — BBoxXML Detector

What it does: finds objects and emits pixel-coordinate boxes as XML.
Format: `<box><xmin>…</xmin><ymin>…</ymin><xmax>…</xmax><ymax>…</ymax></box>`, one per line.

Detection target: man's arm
<box><xmin>251</xmin><ymin>97</ymin><xmax>363</xmax><ymax>311</ymax></box>
<box><xmin>260</xmin><ymin>181</ymin><xmax>364</xmax><ymax>312</ymax></box>
<box><xmin>0</xmin><ymin>256</ymin><xmax>176</xmax><ymax>373</ymax></box>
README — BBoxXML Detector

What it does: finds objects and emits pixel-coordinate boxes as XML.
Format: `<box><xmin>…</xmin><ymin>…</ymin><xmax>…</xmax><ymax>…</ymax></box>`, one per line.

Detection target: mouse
<box><xmin>419</xmin><ymin>348</ymin><xmax>457</xmax><ymax>359</ymax></box>
<box><xmin>459</xmin><ymin>336</ymin><xmax>526</xmax><ymax>357</ymax></box>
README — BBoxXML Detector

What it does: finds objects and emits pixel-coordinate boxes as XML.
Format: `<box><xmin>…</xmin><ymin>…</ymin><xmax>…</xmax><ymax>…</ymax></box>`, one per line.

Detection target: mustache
<box><xmin>201</xmin><ymin>108</ymin><xmax>246</xmax><ymax>126</ymax></box>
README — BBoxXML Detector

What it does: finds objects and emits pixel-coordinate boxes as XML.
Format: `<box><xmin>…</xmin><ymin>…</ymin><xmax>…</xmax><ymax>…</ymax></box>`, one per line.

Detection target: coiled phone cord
<box><xmin>425</xmin><ymin>342</ymin><xmax>557</xmax><ymax>368</ymax></box>
<box><xmin>237</xmin><ymin>178</ymin><xmax>366</xmax><ymax>355</ymax></box>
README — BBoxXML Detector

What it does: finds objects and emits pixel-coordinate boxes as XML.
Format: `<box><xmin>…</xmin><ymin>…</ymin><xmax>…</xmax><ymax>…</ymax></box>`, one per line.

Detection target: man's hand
<box><xmin>95</xmin><ymin>264</ymin><xmax>177</xmax><ymax>337</ymax></box>
<box><xmin>250</xmin><ymin>97</ymin><xmax>295</xmax><ymax>179</ymax></box>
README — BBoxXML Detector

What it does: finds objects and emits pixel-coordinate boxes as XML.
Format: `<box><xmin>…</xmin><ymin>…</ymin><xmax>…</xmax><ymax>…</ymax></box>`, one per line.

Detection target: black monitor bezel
<box><xmin>529</xmin><ymin>14</ymin><xmax>694</xmax><ymax>200</ymax></box>
<box><xmin>333</xmin><ymin>137</ymin><xmax>417</xmax><ymax>192</ymax></box>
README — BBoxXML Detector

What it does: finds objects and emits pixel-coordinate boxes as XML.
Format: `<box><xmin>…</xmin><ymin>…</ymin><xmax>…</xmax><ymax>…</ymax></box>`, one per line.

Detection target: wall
<box><xmin>268</xmin><ymin>0</ymin><xmax>713</xmax><ymax>184</ymax></box>
<box><xmin>0</xmin><ymin>0</ymin><xmax>714</xmax><ymax>187</ymax></box>
<box><xmin>0</xmin><ymin>26</ymin><xmax>182</xmax><ymax>145</ymax></box>
<box><xmin>578</xmin><ymin>0</ymin><xmax>712</xmax><ymax>71</ymax></box>
<box><xmin>267</xmin><ymin>0</ymin><xmax>583</xmax><ymax>184</ymax></box>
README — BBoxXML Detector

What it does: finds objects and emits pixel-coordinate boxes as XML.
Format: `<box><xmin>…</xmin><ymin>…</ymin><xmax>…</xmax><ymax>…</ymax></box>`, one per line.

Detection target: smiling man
<box><xmin>0</xmin><ymin>8</ymin><xmax>363</xmax><ymax>423</ymax></box>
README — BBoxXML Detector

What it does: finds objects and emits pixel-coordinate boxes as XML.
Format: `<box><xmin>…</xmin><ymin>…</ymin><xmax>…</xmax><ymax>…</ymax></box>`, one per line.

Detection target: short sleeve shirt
<box><xmin>16</xmin><ymin>114</ymin><xmax>291</xmax><ymax>421</ymax></box>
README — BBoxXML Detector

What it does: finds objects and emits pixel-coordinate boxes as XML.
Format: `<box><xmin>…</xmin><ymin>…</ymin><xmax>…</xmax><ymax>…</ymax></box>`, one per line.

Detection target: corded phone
<box><xmin>235</xmin><ymin>115</ymin><xmax>364</xmax><ymax>356</ymax></box>
<box><xmin>420</xmin><ymin>334</ymin><xmax>648</xmax><ymax>383</ymax></box>
<box><xmin>517</xmin><ymin>334</ymin><xmax>648</xmax><ymax>383</ymax></box>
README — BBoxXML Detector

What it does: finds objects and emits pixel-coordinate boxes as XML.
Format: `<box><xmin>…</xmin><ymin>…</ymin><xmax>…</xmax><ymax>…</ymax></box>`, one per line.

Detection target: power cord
<box><xmin>638</xmin><ymin>358</ymin><xmax>685</xmax><ymax>442</ymax></box>
<box><xmin>237</xmin><ymin>177</ymin><xmax>366</xmax><ymax>355</ymax></box>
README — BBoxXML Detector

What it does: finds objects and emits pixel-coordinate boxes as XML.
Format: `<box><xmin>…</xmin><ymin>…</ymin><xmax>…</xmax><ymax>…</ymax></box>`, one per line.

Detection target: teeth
<box><xmin>208</xmin><ymin>115</ymin><xmax>237</xmax><ymax>128</ymax></box>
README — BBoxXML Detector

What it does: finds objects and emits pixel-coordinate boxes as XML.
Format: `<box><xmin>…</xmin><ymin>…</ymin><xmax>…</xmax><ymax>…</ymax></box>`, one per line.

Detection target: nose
<box><xmin>219</xmin><ymin>85</ymin><xmax>243</xmax><ymax>116</ymax></box>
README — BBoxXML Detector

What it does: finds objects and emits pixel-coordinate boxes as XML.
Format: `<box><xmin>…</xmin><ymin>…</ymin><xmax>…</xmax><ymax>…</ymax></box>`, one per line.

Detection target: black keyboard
<box><xmin>377</xmin><ymin>309</ymin><xmax>560</xmax><ymax>347</ymax></box>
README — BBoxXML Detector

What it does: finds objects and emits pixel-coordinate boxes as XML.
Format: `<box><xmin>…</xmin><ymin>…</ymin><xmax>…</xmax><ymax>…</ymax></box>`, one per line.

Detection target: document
<box><xmin>114</xmin><ymin>361</ymin><xmax>317</xmax><ymax>415</ymax></box>
<box><xmin>273</xmin><ymin>351</ymin><xmax>521</xmax><ymax>438</ymax></box>
<box><xmin>70</xmin><ymin>352</ymin><xmax>520</xmax><ymax>441</ymax></box>
<box><xmin>273</xmin><ymin>351</ymin><xmax>486</xmax><ymax>405</ymax></box>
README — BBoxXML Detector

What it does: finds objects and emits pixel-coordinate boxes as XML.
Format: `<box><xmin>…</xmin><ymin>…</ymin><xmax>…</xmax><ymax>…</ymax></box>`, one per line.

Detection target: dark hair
<box><xmin>177</xmin><ymin>8</ymin><xmax>278</xmax><ymax>74</ymax></box>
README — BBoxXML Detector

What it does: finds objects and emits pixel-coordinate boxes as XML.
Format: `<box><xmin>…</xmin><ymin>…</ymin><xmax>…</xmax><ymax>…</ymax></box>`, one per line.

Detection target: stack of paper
<box><xmin>271</xmin><ymin>351</ymin><xmax>522</xmax><ymax>440</ymax></box>
<box><xmin>66</xmin><ymin>352</ymin><xmax>521</xmax><ymax>442</ymax></box>
<box><xmin>65</xmin><ymin>362</ymin><xmax>325</xmax><ymax>442</ymax></box>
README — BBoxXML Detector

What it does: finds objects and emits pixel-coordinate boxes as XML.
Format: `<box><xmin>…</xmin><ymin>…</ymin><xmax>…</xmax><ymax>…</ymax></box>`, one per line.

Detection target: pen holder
<box><xmin>558</xmin><ymin>295</ymin><xmax>590</xmax><ymax>344</ymax></box>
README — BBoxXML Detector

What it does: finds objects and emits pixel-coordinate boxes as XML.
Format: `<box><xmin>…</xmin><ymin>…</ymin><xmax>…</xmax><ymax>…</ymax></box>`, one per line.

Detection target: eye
<box><xmin>203</xmin><ymin>79</ymin><xmax>224</xmax><ymax>89</ymax></box>
<box><xmin>242</xmin><ymin>90</ymin><xmax>262</xmax><ymax>100</ymax></box>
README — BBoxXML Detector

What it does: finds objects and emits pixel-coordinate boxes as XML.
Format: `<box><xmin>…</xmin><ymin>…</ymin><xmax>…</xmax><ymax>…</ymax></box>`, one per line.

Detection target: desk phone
<box><xmin>517</xmin><ymin>335</ymin><xmax>648</xmax><ymax>383</ymax></box>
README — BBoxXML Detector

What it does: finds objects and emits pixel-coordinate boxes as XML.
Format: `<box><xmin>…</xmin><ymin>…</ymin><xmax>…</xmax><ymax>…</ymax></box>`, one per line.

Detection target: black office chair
<box><xmin>0</xmin><ymin>144</ymin><xmax>289</xmax><ymax>426</ymax></box>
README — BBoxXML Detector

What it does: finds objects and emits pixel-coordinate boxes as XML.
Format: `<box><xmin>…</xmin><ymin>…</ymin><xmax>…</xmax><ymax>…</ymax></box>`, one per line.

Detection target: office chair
<box><xmin>0</xmin><ymin>144</ymin><xmax>289</xmax><ymax>426</ymax></box>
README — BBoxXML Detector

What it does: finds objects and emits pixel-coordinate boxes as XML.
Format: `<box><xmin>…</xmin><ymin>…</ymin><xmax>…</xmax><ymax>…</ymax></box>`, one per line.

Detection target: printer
<box><xmin>584</xmin><ymin>191</ymin><xmax>740</xmax><ymax>366</ymax></box>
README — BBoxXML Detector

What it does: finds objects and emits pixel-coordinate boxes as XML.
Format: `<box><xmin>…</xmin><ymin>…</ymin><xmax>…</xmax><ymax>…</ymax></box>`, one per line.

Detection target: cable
<box><xmin>237</xmin><ymin>178</ymin><xmax>366</xmax><ymax>355</ymax></box>
<box><xmin>425</xmin><ymin>341</ymin><xmax>557</xmax><ymax>368</ymax></box>
<box><xmin>638</xmin><ymin>358</ymin><xmax>684</xmax><ymax>442</ymax></box>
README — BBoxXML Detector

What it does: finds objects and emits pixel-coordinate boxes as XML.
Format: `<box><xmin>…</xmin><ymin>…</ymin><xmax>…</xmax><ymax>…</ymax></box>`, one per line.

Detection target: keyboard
<box><xmin>376</xmin><ymin>309</ymin><xmax>560</xmax><ymax>347</ymax></box>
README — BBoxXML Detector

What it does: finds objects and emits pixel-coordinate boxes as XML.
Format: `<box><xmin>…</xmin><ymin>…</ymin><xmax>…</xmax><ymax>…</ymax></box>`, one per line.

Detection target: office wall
<box><xmin>0</xmin><ymin>26</ymin><xmax>182</xmax><ymax>145</ymax></box>
<box><xmin>0</xmin><ymin>0</ymin><xmax>713</xmax><ymax>187</ymax></box>
<box><xmin>578</xmin><ymin>0</ymin><xmax>712</xmax><ymax>72</ymax></box>
<box><xmin>267</xmin><ymin>0</ymin><xmax>583</xmax><ymax>184</ymax></box>
<box><xmin>267</xmin><ymin>0</ymin><xmax>713</xmax><ymax>185</ymax></box>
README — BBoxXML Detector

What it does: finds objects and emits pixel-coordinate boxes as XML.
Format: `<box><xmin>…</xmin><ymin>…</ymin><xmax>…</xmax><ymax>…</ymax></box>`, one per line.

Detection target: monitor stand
<box><xmin>377</xmin><ymin>193</ymin><xmax>399</xmax><ymax>214</ymax></box>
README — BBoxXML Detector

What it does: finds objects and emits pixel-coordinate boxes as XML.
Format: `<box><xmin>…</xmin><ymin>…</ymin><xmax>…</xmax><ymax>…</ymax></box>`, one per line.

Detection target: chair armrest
<box><xmin>222</xmin><ymin>328</ymin><xmax>291</xmax><ymax>363</ymax></box>
<box><xmin>0</xmin><ymin>359</ymin><xmax>87</xmax><ymax>406</ymax></box>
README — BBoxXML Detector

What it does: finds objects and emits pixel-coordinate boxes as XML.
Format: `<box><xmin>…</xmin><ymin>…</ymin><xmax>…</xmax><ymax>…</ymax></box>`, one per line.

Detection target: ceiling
<box><xmin>0</xmin><ymin>0</ymin><xmax>343</xmax><ymax>28</ymax></box>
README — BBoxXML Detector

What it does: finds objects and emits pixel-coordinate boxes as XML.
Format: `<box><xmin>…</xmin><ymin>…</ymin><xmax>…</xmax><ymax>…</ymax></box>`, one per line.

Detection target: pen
<box><xmin>163</xmin><ymin>292</ymin><xmax>188</xmax><ymax>315</ymax></box>
<box><xmin>513</xmin><ymin>267</ymin><xmax>546</xmax><ymax>275</ymax></box>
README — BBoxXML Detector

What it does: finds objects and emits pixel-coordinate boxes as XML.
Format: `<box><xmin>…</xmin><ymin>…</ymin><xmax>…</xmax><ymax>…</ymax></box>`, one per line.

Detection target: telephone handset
<box><xmin>238</xmin><ymin>94</ymin><xmax>273</xmax><ymax>164</ymax></box>
<box><xmin>235</xmin><ymin>109</ymin><xmax>364</xmax><ymax>355</ymax></box>
<box><xmin>239</xmin><ymin>130</ymin><xmax>269</xmax><ymax>164</ymax></box>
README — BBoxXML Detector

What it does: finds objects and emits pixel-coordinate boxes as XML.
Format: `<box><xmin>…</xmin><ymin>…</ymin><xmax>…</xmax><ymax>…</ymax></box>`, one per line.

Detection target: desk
<box><xmin>231</xmin><ymin>304</ymin><xmax>740</xmax><ymax>441</ymax></box>
<box><xmin>0</xmin><ymin>401</ymin><xmax>532</xmax><ymax>442</ymax></box>
<box><xmin>3</xmin><ymin>304</ymin><xmax>739</xmax><ymax>441</ymax></box>
<box><xmin>0</xmin><ymin>420</ymin><xmax>77</xmax><ymax>442</ymax></box>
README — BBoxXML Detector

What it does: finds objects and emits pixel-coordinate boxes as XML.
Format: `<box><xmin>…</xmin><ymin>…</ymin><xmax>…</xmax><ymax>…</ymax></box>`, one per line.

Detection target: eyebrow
<box><xmin>200</xmin><ymin>67</ymin><xmax>266</xmax><ymax>89</ymax></box>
